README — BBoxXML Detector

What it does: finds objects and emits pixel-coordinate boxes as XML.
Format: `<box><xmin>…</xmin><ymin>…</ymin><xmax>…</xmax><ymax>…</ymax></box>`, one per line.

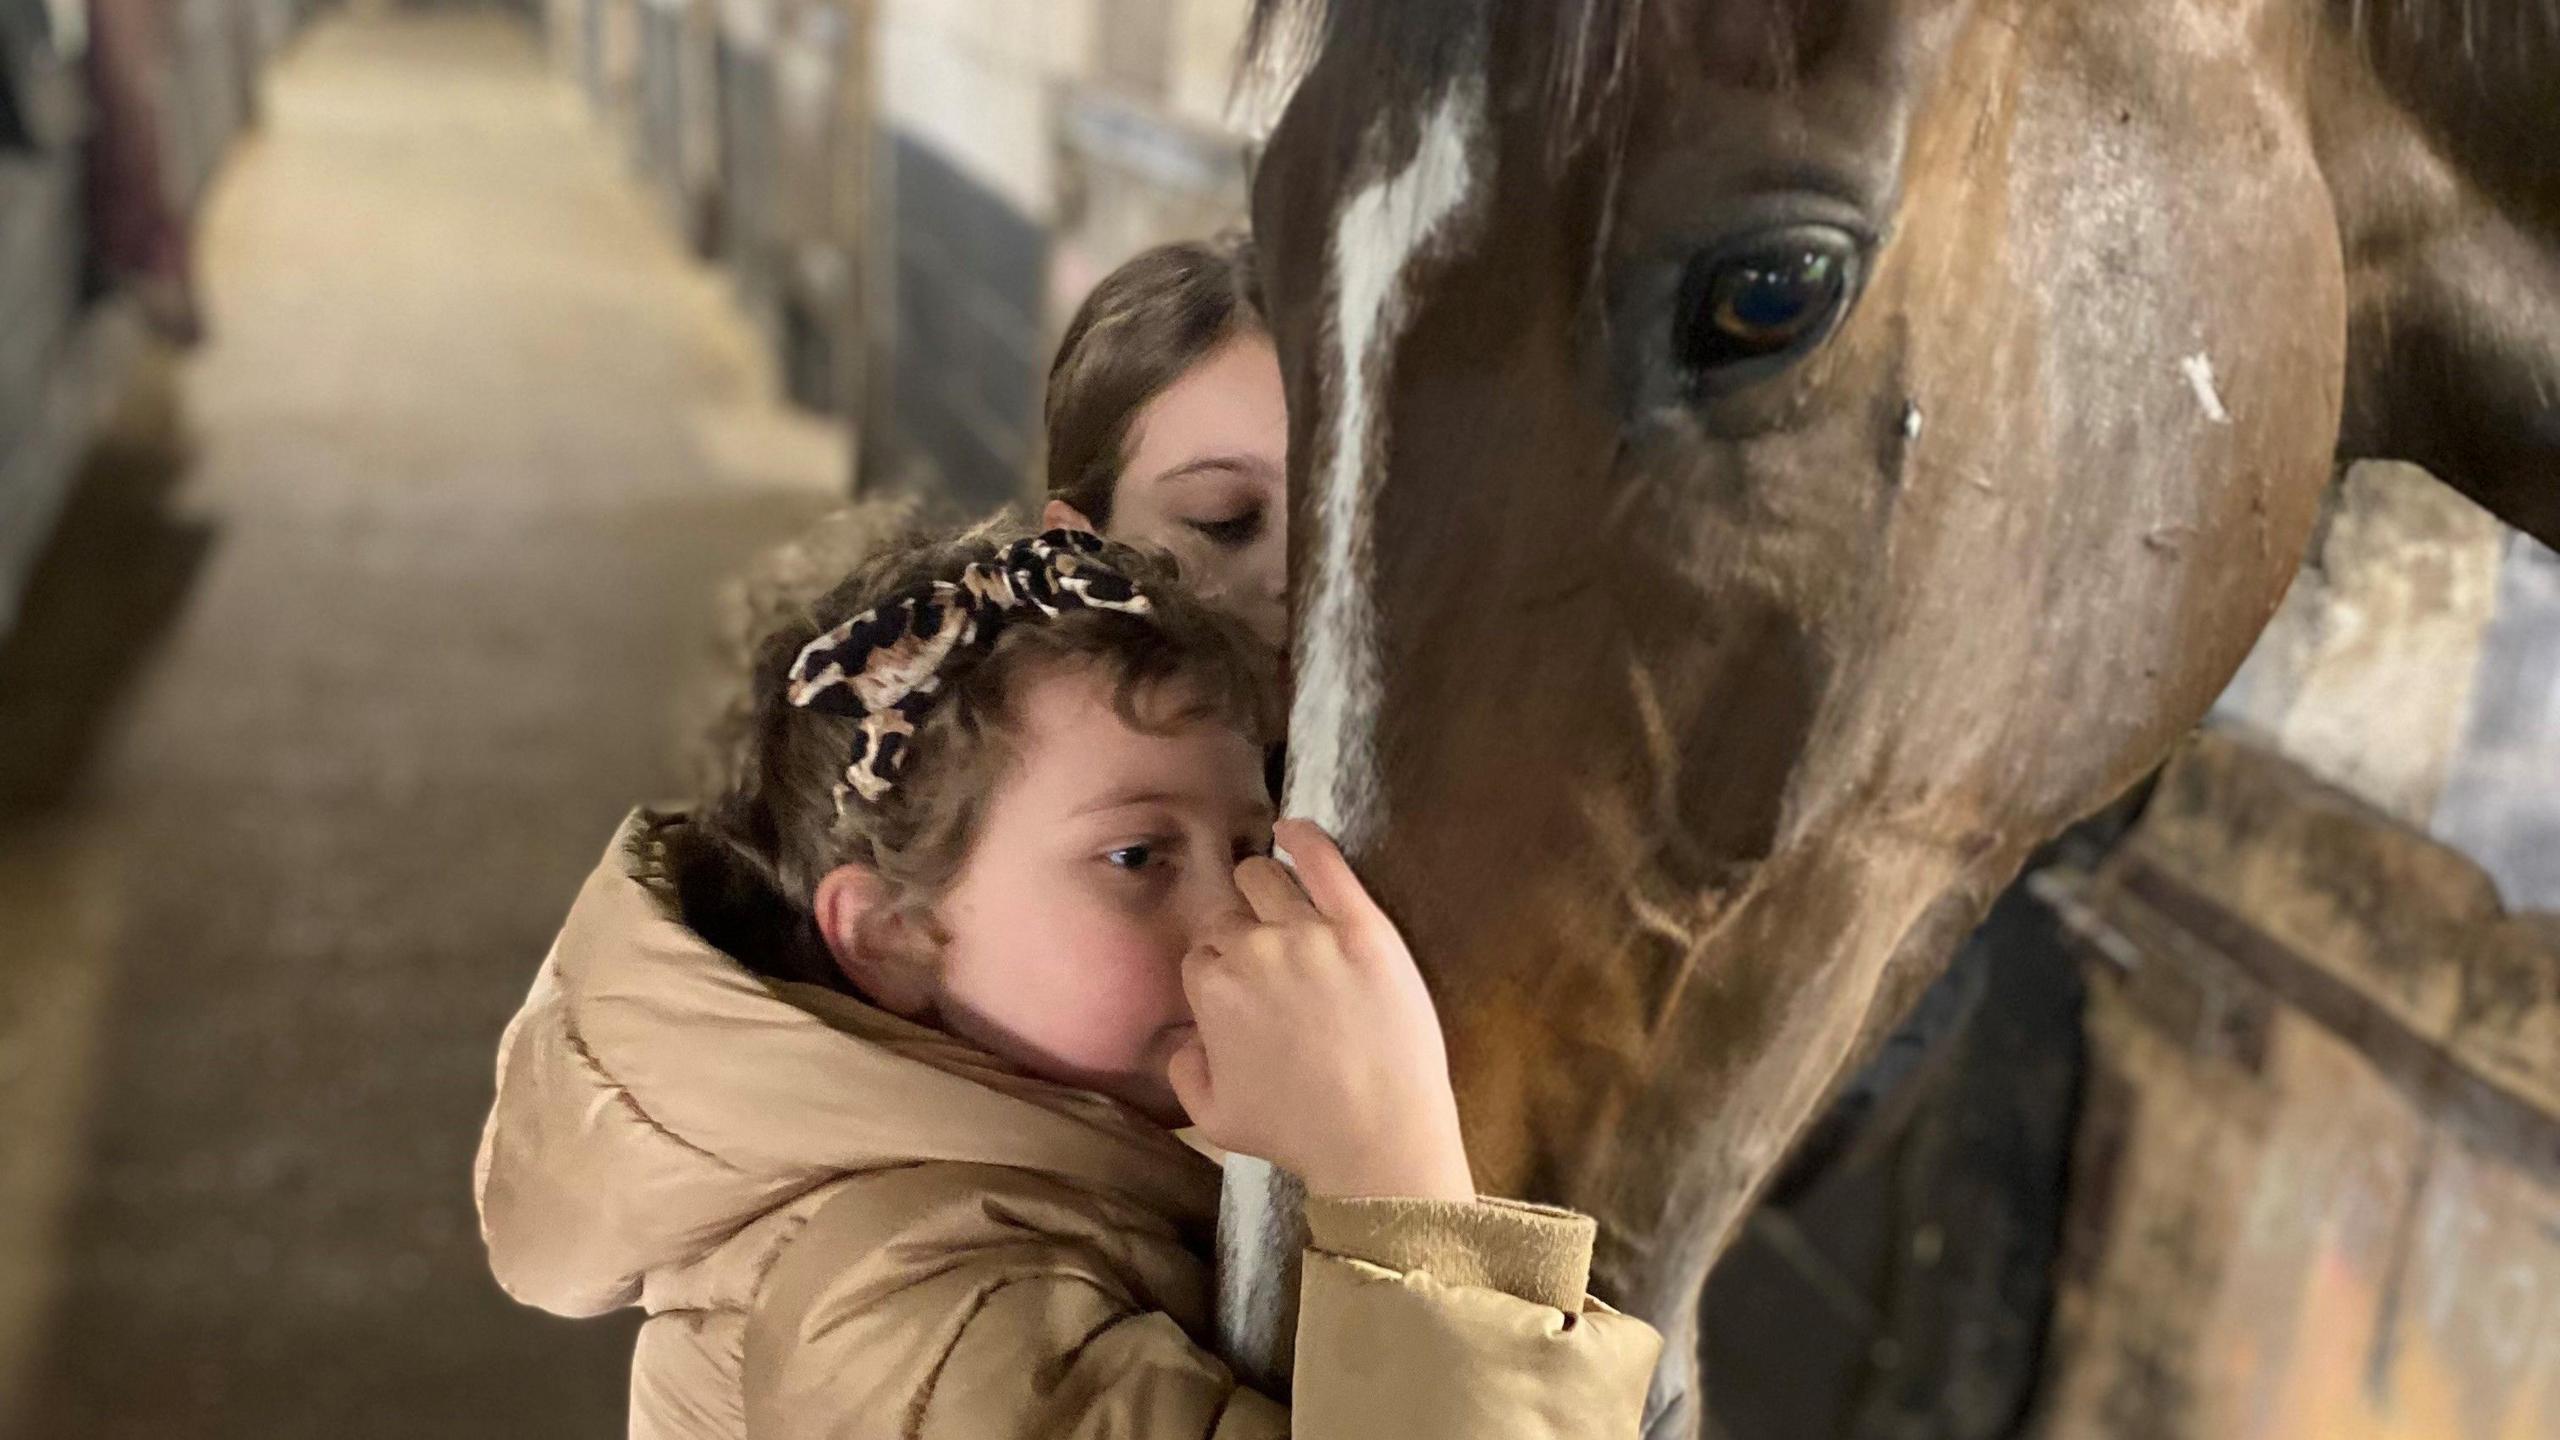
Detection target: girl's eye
<box><xmin>1186</xmin><ymin>510</ymin><xmax>1263</xmax><ymax>549</ymax></box>
<box><xmin>1105</xmin><ymin>844</ymin><xmax>1158</xmax><ymax>871</ymax></box>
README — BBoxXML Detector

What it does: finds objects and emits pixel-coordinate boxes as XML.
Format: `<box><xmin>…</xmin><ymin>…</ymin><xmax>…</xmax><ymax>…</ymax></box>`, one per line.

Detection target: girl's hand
<box><xmin>1165</xmin><ymin>819</ymin><xmax>1476</xmax><ymax>1203</ymax></box>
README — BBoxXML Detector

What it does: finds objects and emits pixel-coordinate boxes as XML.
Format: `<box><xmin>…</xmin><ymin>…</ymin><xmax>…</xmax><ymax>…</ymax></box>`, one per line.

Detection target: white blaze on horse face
<box><xmin>1214</xmin><ymin>1151</ymin><xmax>1293</xmax><ymax>1391</ymax></box>
<box><xmin>1286</xmin><ymin>80</ymin><xmax>1488</xmax><ymax>850</ymax></box>
<box><xmin>1223</xmin><ymin>78</ymin><xmax>1489</xmax><ymax>1389</ymax></box>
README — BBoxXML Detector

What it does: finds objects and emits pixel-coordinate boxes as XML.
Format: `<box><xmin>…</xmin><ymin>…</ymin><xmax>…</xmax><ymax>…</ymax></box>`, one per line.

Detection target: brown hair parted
<box><xmin>680</xmin><ymin>514</ymin><xmax>1282</xmax><ymax>993</ymax></box>
<box><xmin>1044</xmin><ymin>232</ymin><xmax>1267</xmax><ymax>529</ymax></box>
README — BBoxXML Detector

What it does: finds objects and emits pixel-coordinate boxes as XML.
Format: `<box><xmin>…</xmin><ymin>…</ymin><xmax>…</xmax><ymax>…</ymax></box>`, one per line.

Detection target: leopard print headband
<box><xmin>785</xmin><ymin>529</ymin><xmax>1153</xmax><ymax>810</ymax></box>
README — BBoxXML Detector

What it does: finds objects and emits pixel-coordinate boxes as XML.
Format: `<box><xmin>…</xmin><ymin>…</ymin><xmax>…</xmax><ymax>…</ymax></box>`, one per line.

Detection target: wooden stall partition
<box><xmin>544</xmin><ymin>0</ymin><xmax>584</xmax><ymax>76</ymax></box>
<box><xmin>246</xmin><ymin>0</ymin><xmax>306</xmax><ymax>65</ymax></box>
<box><xmin>711</xmin><ymin>0</ymin><xmax>782</xmax><ymax>336</ymax></box>
<box><xmin>633</xmin><ymin>0</ymin><xmax>719</xmax><ymax>254</ymax></box>
<box><xmin>2031</xmin><ymin>731</ymin><xmax>2560</xmax><ymax>1440</ymax></box>
<box><xmin>770</xmin><ymin>0</ymin><xmax>870</xmax><ymax>419</ymax></box>
<box><xmin>1</xmin><ymin>17</ymin><xmax>104</xmax><ymax>639</ymax></box>
<box><xmin>162</xmin><ymin>0</ymin><xmax>256</xmax><ymax>209</ymax></box>
<box><xmin>577</xmin><ymin>0</ymin><xmax>642</xmax><ymax>125</ymax></box>
<box><xmin>3</xmin><ymin>0</ymin><xmax>296</xmax><ymax>637</ymax></box>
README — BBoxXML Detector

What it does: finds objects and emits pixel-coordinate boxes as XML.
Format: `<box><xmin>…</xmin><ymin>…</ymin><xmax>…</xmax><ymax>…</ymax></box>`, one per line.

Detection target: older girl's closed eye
<box><xmin>1043</xmin><ymin>233</ymin><xmax>1289</xmax><ymax>654</ymax></box>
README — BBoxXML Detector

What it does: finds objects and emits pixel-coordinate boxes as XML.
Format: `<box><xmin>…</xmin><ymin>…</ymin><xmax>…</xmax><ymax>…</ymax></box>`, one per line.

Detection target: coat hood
<box><xmin>474</xmin><ymin>810</ymin><xmax>1219</xmax><ymax>1315</ymax></box>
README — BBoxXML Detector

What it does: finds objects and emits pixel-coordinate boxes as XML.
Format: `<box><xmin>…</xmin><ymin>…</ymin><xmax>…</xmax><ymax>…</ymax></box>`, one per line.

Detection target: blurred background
<box><xmin>0</xmin><ymin>2</ymin><xmax>2552</xmax><ymax>1437</ymax></box>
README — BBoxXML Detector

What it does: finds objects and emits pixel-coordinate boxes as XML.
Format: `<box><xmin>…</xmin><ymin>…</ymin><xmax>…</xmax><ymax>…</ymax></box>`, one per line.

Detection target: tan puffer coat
<box><xmin>475</xmin><ymin>811</ymin><xmax>1662</xmax><ymax>1438</ymax></box>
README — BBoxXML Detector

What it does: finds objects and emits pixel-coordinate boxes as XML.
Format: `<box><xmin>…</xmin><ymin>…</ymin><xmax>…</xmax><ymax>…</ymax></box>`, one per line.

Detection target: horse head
<box><xmin>1226</xmin><ymin>1</ymin><xmax>2558</xmax><ymax>1431</ymax></box>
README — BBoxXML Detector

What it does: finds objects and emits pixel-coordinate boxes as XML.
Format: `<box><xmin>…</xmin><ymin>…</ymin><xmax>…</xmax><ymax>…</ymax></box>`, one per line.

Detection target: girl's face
<box><xmin>1047</xmin><ymin>333</ymin><xmax>1290</xmax><ymax>652</ymax></box>
<box><xmin>927</xmin><ymin>661</ymin><xmax>1272</xmax><ymax>1125</ymax></box>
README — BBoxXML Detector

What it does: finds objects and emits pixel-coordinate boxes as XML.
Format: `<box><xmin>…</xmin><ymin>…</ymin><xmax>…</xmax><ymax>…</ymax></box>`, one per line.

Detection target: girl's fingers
<box><xmin>1165</xmin><ymin>1031</ymin><xmax>1213</xmax><ymax>1125</ymax></box>
<box><xmin>1193</xmin><ymin>913</ymin><xmax>1251</xmax><ymax>962</ymax></box>
<box><xmin>1234</xmin><ymin>854</ymin><xmax>1320</xmax><ymax>925</ymax></box>
<box><xmin>1179</xmin><ymin>942</ymin><xmax>1228</xmax><ymax>1008</ymax></box>
<box><xmin>1271</xmin><ymin>819</ymin><xmax>1377</xmax><ymax>928</ymax></box>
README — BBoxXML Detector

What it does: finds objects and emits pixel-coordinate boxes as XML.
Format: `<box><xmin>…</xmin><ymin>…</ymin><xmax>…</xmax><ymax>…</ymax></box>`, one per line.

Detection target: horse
<box><xmin>1219</xmin><ymin>2</ymin><xmax>2560</xmax><ymax>1434</ymax></box>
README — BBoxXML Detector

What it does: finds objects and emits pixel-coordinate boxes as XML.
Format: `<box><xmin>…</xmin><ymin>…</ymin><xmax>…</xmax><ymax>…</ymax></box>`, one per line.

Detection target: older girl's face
<box><xmin>1046</xmin><ymin>333</ymin><xmax>1288</xmax><ymax>651</ymax></box>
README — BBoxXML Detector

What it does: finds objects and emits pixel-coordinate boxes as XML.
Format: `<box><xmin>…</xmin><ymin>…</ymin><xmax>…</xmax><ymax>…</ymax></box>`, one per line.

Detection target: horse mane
<box><xmin>1243</xmin><ymin>0</ymin><xmax>1643</xmax><ymax>160</ymax></box>
<box><xmin>2336</xmin><ymin>0</ymin><xmax>2560</xmax><ymax>229</ymax></box>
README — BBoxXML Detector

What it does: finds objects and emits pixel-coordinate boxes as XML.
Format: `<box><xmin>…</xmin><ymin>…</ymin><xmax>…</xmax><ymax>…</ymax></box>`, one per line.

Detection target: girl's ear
<box><xmin>812</xmin><ymin>864</ymin><xmax>937</xmax><ymax>1018</ymax></box>
<box><xmin>1042</xmin><ymin>498</ymin><xmax>1098</xmax><ymax>535</ymax></box>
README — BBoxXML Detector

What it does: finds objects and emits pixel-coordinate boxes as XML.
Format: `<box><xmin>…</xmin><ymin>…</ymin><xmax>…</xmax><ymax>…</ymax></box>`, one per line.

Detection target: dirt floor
<box><xmin>0</xmin><ymin>13</ymin><xmax>846</xmax><ymax>1435</ymax></box>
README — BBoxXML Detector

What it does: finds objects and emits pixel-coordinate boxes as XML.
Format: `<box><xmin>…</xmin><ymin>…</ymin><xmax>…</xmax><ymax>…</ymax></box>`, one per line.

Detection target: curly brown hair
<box><xmin>677</xmin><ymin>512</ymin><xmax>1282</xmax><ymax>993</ymax></box>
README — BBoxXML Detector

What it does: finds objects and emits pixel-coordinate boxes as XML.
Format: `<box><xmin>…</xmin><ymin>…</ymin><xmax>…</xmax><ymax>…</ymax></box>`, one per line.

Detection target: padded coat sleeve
<box><xmin>742</xmin><ymin>1167</ymin><xmax>1659</xmax><ymax>1440</ymax></box>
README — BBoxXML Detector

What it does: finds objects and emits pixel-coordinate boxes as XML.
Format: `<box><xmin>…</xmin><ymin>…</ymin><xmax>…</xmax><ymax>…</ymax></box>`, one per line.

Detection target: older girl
<box><xmin>1043</xmin><ymin>233</ymin><xmax>1287</xmax><ymax>653</ymax></box>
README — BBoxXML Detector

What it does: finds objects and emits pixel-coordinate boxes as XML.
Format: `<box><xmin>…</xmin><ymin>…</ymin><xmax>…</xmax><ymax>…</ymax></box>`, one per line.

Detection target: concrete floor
<box><xmin>0</xmin><ymin>14</ymin><xmax>845</xmax><ymax>1435</ymax></box>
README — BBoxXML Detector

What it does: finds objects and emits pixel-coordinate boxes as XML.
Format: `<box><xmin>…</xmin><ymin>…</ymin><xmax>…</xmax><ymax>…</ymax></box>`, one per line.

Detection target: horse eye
<box><xmin>1675</xmin><ymin>227</ymin><xmax>1861</xmax><ymax>392</ymax></box>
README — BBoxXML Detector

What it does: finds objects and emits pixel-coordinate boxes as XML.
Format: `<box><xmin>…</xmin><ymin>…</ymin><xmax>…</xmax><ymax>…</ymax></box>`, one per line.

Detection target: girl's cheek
<box><xmin>1041</xmin><ymin>950</ymin><xmax>1175</xmax><ymax>1068</ymax></box>
<box><xmin>1081</xmin><ymin>918</ymin><xmax>1190</xmax><ymax>1014</ymax></box>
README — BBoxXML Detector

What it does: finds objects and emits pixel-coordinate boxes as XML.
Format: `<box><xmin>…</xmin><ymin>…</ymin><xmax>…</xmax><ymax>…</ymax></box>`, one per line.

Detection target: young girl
<box><xmin>475</xmin><ymin>521</ymin><xmax>1662</xmax><ymax>1437</ymax></box>
<box><xmin>1043</xmin><ymin>232</ymin><xmax>1286</xmax><ymax>653</ymax></box>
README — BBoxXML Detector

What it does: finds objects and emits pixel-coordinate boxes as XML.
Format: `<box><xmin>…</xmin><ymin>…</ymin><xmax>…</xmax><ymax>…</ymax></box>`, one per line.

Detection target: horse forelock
<box><xmin>1246</xmin><ymin>0</ymin><xmax>1643</xmax><ymax>163</ymax></box>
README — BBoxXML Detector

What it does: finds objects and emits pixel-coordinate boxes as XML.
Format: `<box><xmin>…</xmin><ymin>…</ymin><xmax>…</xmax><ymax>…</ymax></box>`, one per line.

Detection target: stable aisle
<box><xmin>0</xmin><ymin>13</ymin><xmax>845</xmax><ymax>1435</ymax></box>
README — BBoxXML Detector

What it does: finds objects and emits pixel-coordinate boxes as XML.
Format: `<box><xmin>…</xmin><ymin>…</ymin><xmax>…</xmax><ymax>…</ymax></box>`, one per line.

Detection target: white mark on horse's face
<box><xmin>2180</xmin><ymin>351</ymin><xmax>2233</xmax><ymax>424</ymax></box>
<box><xmin>1225</xmin><ymin>75</ymin><xmax>1489</xmax><ymax>1391</ymax></box>
<box><xmin>1213</xmin><ymin>1152</ymin><xmax>1297</xmax><ymax>1391</ymax></box>
<box><xmin>1286</xmin><ymin>79</ymin><xmax>1489</xmax><ymax>854</ymax></box>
